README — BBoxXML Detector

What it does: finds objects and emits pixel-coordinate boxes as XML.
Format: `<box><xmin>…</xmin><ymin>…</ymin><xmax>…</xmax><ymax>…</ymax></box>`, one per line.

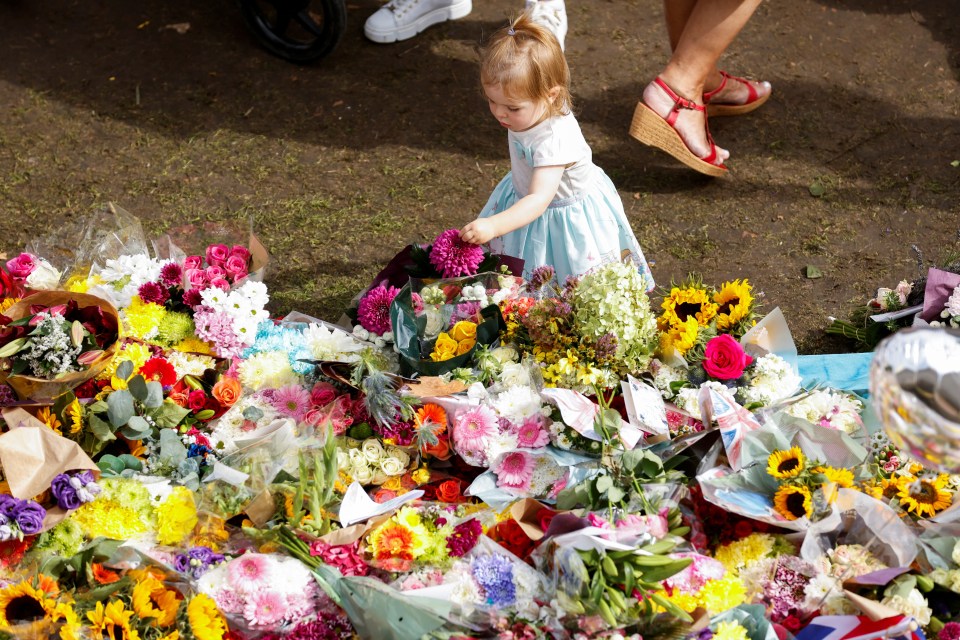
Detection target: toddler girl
<box><xmin>460</xmin><ymin>12</ymin><xmax>654</xmax><ymax>289</ymax></box>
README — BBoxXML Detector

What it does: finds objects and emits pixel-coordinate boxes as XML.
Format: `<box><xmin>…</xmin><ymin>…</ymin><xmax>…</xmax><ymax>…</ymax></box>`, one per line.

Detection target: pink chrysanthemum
<box><xmin>183</xmin><ymin>288</ymin><xmax>203</xmax><ymax>308</ymax></box>
<box><xmin>429</xmin><ymin>229</ymin><xmax>484</xmax><ymax>278</ymax></box>
<box><xmin>138</xmin><ymin>281</ymin><xmax>170</xmax><ymax>305</ymax></box>
<box><xmin>493</xmin><ymin>451</ymin><xmax>535</xmax><ymax>493</ymax></box>
<box><xmin>227</xmin><ymin>553</ymin><xmax>275</xmax><ymax>592</ymax></box>
<box><xmin>271</xmin><ymin>384</ymin><xmax>311</xmax><ymax>421</ymax></box>
<box><xmin>452</xmin><ymin>405</ymin><xmax>498</xmax><ymax>464</ymax></box>
<box><xmin>194</xmin><ymin>307</ymin><xmax>244</xmax><ymax>358</ymax></box>
<box><xmin>160</xmin><ymin>262</ymin><xmax>183</xmax><ymax>288</ymax></box>
<box><xmin>356</xmin><ymin>284</ymin><xmax>399</xmax><ymax>336</ymax></box>
<box><xmin>214</xmin><ymin>587</ymin><xmax>244</xmax><ymax>614</ymax></box>
<box><xmin>244</xmin><ymin>590</ymin><xmax>289</xmax><ymax>629</ymax></box>
<box><xmin>514</xmin><ymin>415</ymin><xmax>549</xmax><ymax>448</ymax></box>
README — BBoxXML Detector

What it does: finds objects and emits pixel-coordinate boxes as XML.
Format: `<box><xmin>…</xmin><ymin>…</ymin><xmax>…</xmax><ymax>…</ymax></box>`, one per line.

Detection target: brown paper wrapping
<box><xmin>404</xmin><ymin>377</ymin><xmax>467</xmax><ymax>398</ymax></box>
<box><xmin>0</xmin><ymin>407</ymin><xmax>100</xmax><ymax>532</ymax></box>
<box><xmin>0</xmin><ymin>291</ymin><xmax>119</xmax><ymax>402</ymax></box>
<box><xmin>842</xmin><ymin>589</ymin><xmax>902</xmax><ymax>620</ymax></box>
<box><xmin>510</xmin><ymin>498</ymin><xmax>552</xmax><ymax>541</ymax></box>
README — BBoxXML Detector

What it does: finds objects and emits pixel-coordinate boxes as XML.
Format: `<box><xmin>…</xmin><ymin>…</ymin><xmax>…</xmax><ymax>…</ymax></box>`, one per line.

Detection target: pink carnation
<box><xmin>429</xmin><ymin>229</ymin><xmax>484</xmax><ymax>278</ymax></box>
<box><xmin>493</xmin><ymin>451</ymin><xmax>535</xmax><ymax>493</ymax></box>
<box><xmin>356</xmin><ymin>284</ymin><xmax>399</xmax><ymax>336</ymax></box>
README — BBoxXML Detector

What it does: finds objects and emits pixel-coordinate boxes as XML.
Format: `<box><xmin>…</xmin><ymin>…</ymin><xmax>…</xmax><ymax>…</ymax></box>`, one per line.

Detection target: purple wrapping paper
<box><xmin>920</xmin><ymin>267</ymin><xmax>960</xmax><ymax>321</ymax></box>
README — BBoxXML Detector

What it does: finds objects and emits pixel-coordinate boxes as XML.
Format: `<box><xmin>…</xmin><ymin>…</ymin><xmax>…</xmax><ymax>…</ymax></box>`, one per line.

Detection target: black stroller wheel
<box><xmin>238</xmin><ymin>0</ymin><xmax>346</xmax><ymax>63</ymax></box>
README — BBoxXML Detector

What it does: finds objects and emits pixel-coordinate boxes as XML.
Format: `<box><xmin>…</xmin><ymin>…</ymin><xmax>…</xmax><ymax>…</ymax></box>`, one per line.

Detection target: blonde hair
<box><xmin>479</xmin><ymin>11</ymin><xmax>571</xmax><ymax>117</ymax></box>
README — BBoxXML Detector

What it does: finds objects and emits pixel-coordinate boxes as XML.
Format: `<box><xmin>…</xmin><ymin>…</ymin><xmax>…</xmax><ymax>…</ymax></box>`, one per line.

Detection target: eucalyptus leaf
<box><xmin>125</xmin><ymin>415</ymin><xmax>151</xmax><ymax>434</ymax></box>
<box><xmin>97</xmin><ymin>455</ymin><xmax>125</xmax><ymax>475</ymax></box>
<box><xmin>127</xmin><ymin>375</ymin><xmax>148</xmax><ymax>402</ymax></box>
<box><xmin>144</xmin><ymin>381</ymin><xmax>164</xmax><ymax>408</ymax></box>
<box><xmin>151</xmin><ymin>401</ymin><xmax>190</xmax><ymax>428</ymax></box>
<box><xmin>88</xmin><ymin>414</ymin><xmax>116</xmax><ymax>441</ymax></box>
<box><xmin>116</xmin><ymin>360</ymin><xmax>134</xmax><ymax>381</ymax></box>
<box><xmin>106</xmin><ymin>390</ymin><xmax>135</xmax><ymax>427</ymax></box>
<box><xmin>117</xmin><ymin>454</ymin><xmax>143</xmax><ymax>471</ymax></box>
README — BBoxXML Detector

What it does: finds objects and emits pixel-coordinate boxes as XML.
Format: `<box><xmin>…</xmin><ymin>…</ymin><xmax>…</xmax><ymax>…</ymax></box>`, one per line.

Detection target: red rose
<box><xmin>702</xmin><ymin>334</ymin><xmax>753</xmax><ymax>380</ymax></box>
<box><xmin>187</xmin><ymin>390</ymin><xmax>208</xmax><ymax>412</ymax></box>
<box><xmin>782</xmin><ymin>615</ymin><xmax>803</xmax><ymax>632</ymax></box>
<box><xmin>733</xmin><ymin>519</ymin><xmax>754</xmax><ymax>539</ymax></box>
<box><xmin>435</xmin><ymin>480</ymin><xmax>462</xmax><ymax>503</ymax></box>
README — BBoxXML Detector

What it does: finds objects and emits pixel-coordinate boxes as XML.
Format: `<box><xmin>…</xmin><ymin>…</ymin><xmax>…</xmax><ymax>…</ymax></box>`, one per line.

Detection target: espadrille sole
<box><xmin>629</xmin><ymin>102</ymin><xmax>727</xmax><ymax>177</ymax></box>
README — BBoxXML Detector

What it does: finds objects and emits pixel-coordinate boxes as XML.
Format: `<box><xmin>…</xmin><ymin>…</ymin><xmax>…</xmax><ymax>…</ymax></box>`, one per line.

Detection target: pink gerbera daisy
<box><xmin>493</xmin><ymin>451</ymin><xmax>535</xmax><ymax>493</ymax></box>
<box><xmin>244</xmin><ymin>590</ymin><xmax>289</xmax><ymax>629</ymax></box>
<box><xmin>429</xmin><ymin>229</ymin><xmax>485</xmax><ymax>278</ymax></box>
<box><xmin>271</xmin><ymin>384</ymin><xmax>311</xmax><ymax>421</ymax></box>
<box><xmin>513</xmin><ymin>415</ymin><xmax>549</xmax><ymax>448</ymax></box>
<box><xmin>356</xmin><ymin>284</ymin><xmax>399</xmax><ymax>336</ymax></box>
<box><xmin>227</xmin><ymin>554</ymin><xmax>275</xmax><ymax>592</ymax></box>
<box><xmin>452</xmin><ymin>405</ymin><xmax>498</xmax><ymax>464</ymax></box>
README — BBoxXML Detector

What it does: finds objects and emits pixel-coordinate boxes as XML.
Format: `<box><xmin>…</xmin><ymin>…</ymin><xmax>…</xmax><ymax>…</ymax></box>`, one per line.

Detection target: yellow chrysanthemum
<box><xmin>714</xmin><ymin>532</ymin><xmax>776</xmax><ymax>574</ymax></box>
<box><xmin>663</xmin><ymin>590</ymin><xmax>700</xmax><ymax>613</ymax></box>
<box><xmin>132</xmin><ymin>577</ymin><xmax>180</xmax><ymax>628</ymax></box>
<box><xmin>155</xmin><ymin>486</ymin><xmax>199</xmax><ymax>546</ymax></box>
<box><xmin>701</xmin><ymin>575</ymin><xmax>747</xmax><ymax>614</ymax></box>
<box><xmin>55</xmin><ymin>602</ymin><xmax>82</xmax><ymax>640</ymax></box>
<box><xmin>0</xmin><ymin>580</ymin><xmax>58</xmax><ymax>627</ymax></box>
<box><xmin>65</xmin><ymin>274</ymin><xmax>102</xmax><ymax>293</ymax></box>
<box><xmin>173</xmin><ymin>337</ymin><xmax>215</xmax><ymax>355</ymax></box>
<box><xmin>767</xmin><ymin>447</ymin><xmax>805</xmax><ymax>479</ymax></box>
<box><xmin>814</xmin><ymin>466</ymin><xmax>854</xmax><ymax>488</ymax></box>
<box><xmin>713</xmin><ymin>621</ymin><xmax>750</xmax><ymax>640</ymax></box>
<box><xmin>897</xmin><ymin>474</ymin><xmax>952</xmax><ymax>518</ymax></box>
<box><xmin>86</xmin><ymin>600</ymin><xmax>140</xmax><ymax>640</ymax></box>
<box><xmin>666</xmin><ymin>315</ymin><xmax>700</xmax><ymax>355</ymax></box>
<box><xmin>97</xmin><ymin>342</ymin><xmax>152</xmax><ymax>381</ymax></box>
<box><xmin>773</xmin><ymin>484</ymin><xmax>812</xmax><ymax>521</ymax></box>
<box><xmin>0</xmin><ymin>298</ymin><xmax>19</xmax><ymax>314</ymax></box>
<box><xmin>714</xmin><ymin>280</ymin><xmax>754</xmax><ymax>332</ymax></box>
<box><xmin>660</xmin><ymin>286</ymin><xmax>718</xmax><ymax>328</ymax></box>
<box><xmin>35</xmin><ymin>407</ymin><xmax>62</xmax><ymax>435</ymax></box>
<box><xmin>186</xmin><ymin>594</ymin><xmax>227</xmax><ymax>640</ymax></box>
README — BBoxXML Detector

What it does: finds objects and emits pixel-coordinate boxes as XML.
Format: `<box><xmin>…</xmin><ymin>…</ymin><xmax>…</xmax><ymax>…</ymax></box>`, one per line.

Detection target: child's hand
<box><xmin>460</xmin><ymin>219</ymin><xmax>496</xmax><ymax>245</ymax></box>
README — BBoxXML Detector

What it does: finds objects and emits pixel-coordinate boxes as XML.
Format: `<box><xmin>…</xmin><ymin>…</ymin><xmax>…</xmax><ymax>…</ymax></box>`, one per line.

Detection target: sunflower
<box><xmin>767</xmin><ymin>447</ymin><xmax>805</xmax><ymax>479</ymax></box>
<box><xmin>35</xmin><ymin>407</ymin><xmax>62</xmax><ymax>435</ymax></box>
<box><xmin>897</xmin><ymin>474</ymin><xmax>952</xmax><ymax>518</ymax></box>
<box><xmin>0</xmin><ymin>298</ymin><xmax>19</xmax><ymax>314</ymax></box>
<box><xmin>87</xmin><ymin>600</ymin><xmax>140</xmax><ymax>640</ymax></box>
<box><xmin>186</xmin><ymin>594</ymin><xmax>226</xmax><ymax>640</ymax></box>
<box><xmin>714</xmin><ymin>280</ymin><xmax>754</xmax><ymax>332</ymax></box>
<box><xmin>813</xmin><ymin>466</ymin><xmax>854</xmax><ymax>488</ymax></box>
<box><xmin>0</xmin><ymin>580</ymin><xmax>58</xmax><ymax>627</ymax></box>
<box><xmin>66</xmin><ymin>399</ymin><xmax>85</xmax><ymax>435</ymax></box>
<box><xmin>132</xmin><ymin>577</ymin><xmax>180</xmax><ymax>628</ymax></box>
<box><xmin>773</xmin><ymin>484</ymin><xmax>812</xmax><ymax>520</ymax></box>
<box><xmin>660</xmin><ymin>286</ymin><xmax>719</xmax><ymax>328</ymax></box>
<box><xmin>665</xmin><ymin>316</ymin><xmax>700</xmax><ymax>355</ymax></box>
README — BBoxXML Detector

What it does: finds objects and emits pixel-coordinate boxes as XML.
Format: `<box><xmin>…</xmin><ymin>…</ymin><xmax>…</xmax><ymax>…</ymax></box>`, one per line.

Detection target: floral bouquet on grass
<box><xmin>0</xmin><ymin>292</ymin><xmax>119</xmax><ymax>401</ymax></box>
<box><xmin>390</xmin><ymin>274</ymin><xmax>508</xmax><ymax>377</ymax></box>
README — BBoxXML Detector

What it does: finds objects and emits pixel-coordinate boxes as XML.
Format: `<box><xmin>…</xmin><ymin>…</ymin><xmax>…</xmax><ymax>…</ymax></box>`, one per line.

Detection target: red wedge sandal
<box><xmin>630</xmin><ymin>77</ymin><xmax>728</xmax><ymax>177</ymax></box>
<box><xmin>703</xmin><ymin>71</ymin><xmax>771</xmax><ymax>117</ymax></box>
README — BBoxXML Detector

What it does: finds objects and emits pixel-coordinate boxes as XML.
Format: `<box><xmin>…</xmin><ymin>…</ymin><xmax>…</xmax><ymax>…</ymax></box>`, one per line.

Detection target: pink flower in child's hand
<box><xmin>225</xmin><ymin>254</ymin><xmax>248</xmax><ymax>276</ymax></box>
<box><xmin>429</xmin><ymin>229</ymin><xmax>485</xmax><ymax>278</ymax></box>
<box><xmin>206</xmin><ymin>244</ymin><xmax>230</xmax><ymax>266</ymax></box>
<box><xmin>185</xmin><ymin>268</ymin><xmax>208</xmax><ymax>288</ymax></box>
<box><xmin>231</xmin><ymin>244</ymin><xmax>252</xmax><ymax>262</ymax></box>
<box><xmin>183</xmin><ymin>255</ymin><xmax>203</xmax><ymax>270</ymax></box>
<box><xmin>244</xmin><ymin>590</ymin><xmax>289</xmax><ymax>629</ymax></box>
<box><xmin>356</xmin><ymin>283</ymin><xmax>399</xmax><ymax>335</ymax></box>
<box><xmin>6</xmin><ymin>253</ymin><xmax>36</xmax><ymax>280</ymax></box>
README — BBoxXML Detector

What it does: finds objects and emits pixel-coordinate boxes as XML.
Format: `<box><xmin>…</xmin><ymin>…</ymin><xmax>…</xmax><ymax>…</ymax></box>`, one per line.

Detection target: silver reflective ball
<box><xmin>871</xmin><ymin>326</ymin><xmax>960</xmax><ymax>473</ymax></box>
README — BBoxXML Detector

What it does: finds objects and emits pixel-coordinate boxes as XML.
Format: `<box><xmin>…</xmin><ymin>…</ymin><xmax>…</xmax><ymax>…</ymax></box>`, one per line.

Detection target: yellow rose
<box><xmin>455</xmin><ymin>338</ymin><xmax>476</xmax><ymax>356</ymax></box>
<box><xmin>430</xmin><ymin>332</ymin><xmax>458</xmax><ymax>362</ymax></box>
<box><xmin>449</xmin><ymin>320</ymin><xmax>478</xmax><ymax>343</ymax></box>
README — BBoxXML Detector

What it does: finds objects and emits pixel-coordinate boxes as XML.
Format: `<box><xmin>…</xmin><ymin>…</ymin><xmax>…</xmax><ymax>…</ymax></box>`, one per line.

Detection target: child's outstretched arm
<box><xmin>460</xmin><ymin>164</ymin><xmax>565</xmax><ymax>245</ymax></box>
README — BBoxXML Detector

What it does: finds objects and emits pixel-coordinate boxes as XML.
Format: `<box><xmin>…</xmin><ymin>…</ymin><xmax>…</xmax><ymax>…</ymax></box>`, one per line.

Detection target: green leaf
<box><xmin>116</xmin><ymin>360</ymin><xmax>134</xmax><ymax>380</ymax></box>
<box><xmin>595</xmin><ymin>475</ymin><xmax>614</xmax><ymax>493</ymax></box>
<box><xmin>607</xmin><ymin>486</ymin><xmax>626</xmax><ymax>504</ymax></box>
<box><xmin>124</xmin><ymin>415</ymin><xmax>151</xmax><ymax>434</ymax></box>
<box><xmin>805</xmin><ymin>265</ymin><xmax>823</xmax><ymax>279</ymax></box>
<box><xmin>97</xmin><ymin>455</ymin><xmax>125</xmax><ymax>475</ymax></box>
<box><xmin>88</xmin><ymin>414</ymin><xmax>116</xmax><ymax>441</ymax></box>
<box><xmin>151</xmin><ymin>401</ymin><xmax>190</xmax><ymax>428</ymax></box>
<box><xmin>808</xmin><ymin>180</ymin><xmax>826</xmax><ymax>197</ymax></box>
<box><xmin>117</xmin><ymin>454</ymin><xmax>143</xmax><ymax>471</ymax></box>
<box><xmin>127</xmin><ymin>375</ymin><xmax>148</xmax><ymax>402</ymax></box>
<box><xmin>106</xmin><ymin>390</ymin><xmax>135</xmax><ymax>427</ymax></box>
<box><xmin>144</xmin><ymin>381</ymin><xmax>164</xmax><ymax>408</ymax></box>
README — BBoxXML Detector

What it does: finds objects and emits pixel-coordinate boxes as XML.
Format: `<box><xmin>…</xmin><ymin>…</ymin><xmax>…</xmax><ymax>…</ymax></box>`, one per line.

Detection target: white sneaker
<box><xmin>364</xmin><ymin>0</ymin><xmax>472</xmax><ymax>43</ymax></box>
<box><xmin>525</xmin><ymin>0</ymin><xmax>567</xmax><ymax>50</ymax></box>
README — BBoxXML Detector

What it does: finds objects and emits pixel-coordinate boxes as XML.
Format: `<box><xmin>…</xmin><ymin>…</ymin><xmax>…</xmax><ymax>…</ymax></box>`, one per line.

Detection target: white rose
<box><xmin>490</xmin><ymin>346</ymin><xmax>518</xmax><ymax>364</ymax></box>
<box><xmin>352</xmin><ymin>463</ymin><xmax>374</xmax><ymax>485</ymax></box>
<box><xmin>499</xmin><ymin>362</ymin><xmax>531</xmax><ymax>389</ymax></box>
<box><xmin>371</xmin><ymin>470</ymin><xmax>388</xmax><ymax>485</ymax></box>
<box><xmin>467</xmin><ymin>382</ymin><xmax>489</xmax><ymax>402</ymax></box>
<box><xmin>24</xmin><ymin>259</ymin><xmax>61</xmax><ymax>290</ymax></box>
<box><xmin>386</xmin><ymin>447</ymin><xmax>410</xmax><ymax>468</ymax></box>
<box><xmin>880</xmin><ymin>589</ymin><xmax>931</xmax><ymax>626</ymax></box>
<box><xmin>361</xmin><ymin>439</ymin><xmax>384</xmax><ymax>463</ymax></box>
<box><xmin>380</xmin><ymin>456</ymin><xmax>406</xmax><ymax>476</ymax></box>
<box><xmin>423</xmin><ymin>308</ymin><xmax>445</xmax><ymax>339</ymax></box>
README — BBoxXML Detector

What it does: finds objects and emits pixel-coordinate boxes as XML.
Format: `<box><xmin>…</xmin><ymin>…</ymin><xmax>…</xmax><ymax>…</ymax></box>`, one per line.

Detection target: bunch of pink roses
<box><xmin>183</xmin><ymin>244</ymin><xmax>252</xmax><ymax>296</ymax></box>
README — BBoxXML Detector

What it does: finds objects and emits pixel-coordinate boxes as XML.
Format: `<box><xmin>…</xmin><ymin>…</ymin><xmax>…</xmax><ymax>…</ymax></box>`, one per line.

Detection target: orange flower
<box><xmin>435</xmin><ymin>480</ymin><xmax>462</xmax><ymax>503</ymax></box>
<box><xmin>415</xmin><ymin>404</ymin><xmax>447</xmax><ymax>435</ymax></box>
<box><xmin>374</xmin><ymin>523</ymin><xmax>414</xmax><ymax>561</ymax></box>
<box><xmin>211</xmin><ymin>377</ymin><xmax>242</xmax><ymax>407</ymax></box>
<box><xmin>421</xmin><ymin>435</ymin><xmax>452</xmax><ymax>461</ymax></box>
<box><xmin>92</xmin><ymin>563</ymin><xmax>121</xmax><ymax>585</ymax></box>
<box><xmin>168</xmin><ymin>389</ymin><xmax>190</xmax><ymax>408</ymax></box>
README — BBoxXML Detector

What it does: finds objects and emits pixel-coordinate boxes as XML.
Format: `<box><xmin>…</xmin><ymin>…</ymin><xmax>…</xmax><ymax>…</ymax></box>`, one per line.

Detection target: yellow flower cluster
<box><xmin>155</xmin><ymin>486</ymin><xmax>199</xmax><ymax>546</ymax></box>
<box><xmin>657</xmin><ymin>279</ymin><xmax>756</xmax><ymax>357</ymax></box>
<box><xmin>714</xmin><ymin>533</ymin><xmax>777</xmax><ymax>574</ymax></box>
<box><xmin>430</xmin><ymin>320</ymin><xmax>477</xmax><ymax>362</ymax></box>
<box><xmin>656</xmin><ymin>575</ymin><xmax>746</xmax><ymax>616</ymax></box>
<box><xmin>862</xmin><ymin>471</ymin><xmax>953</xmax><ymax>518</ymax></box>
<box><xmin>124</xmin><ymin>296</ymin><xmax>167</xmax><ymax>341</ymax></box>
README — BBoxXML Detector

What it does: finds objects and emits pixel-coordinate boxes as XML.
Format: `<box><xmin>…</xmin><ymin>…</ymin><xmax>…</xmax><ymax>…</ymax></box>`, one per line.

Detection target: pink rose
<box><xmin>310</xmin><ymin>382</ymin><xmax>338</xmax><ymax>407</ymax></box>
<box><xmin>185</xmin><ymin>268</ymin><xmax>208</xmax><ymax>288</ymax></box>
<box><xmin>210</xmin><ymin>278</ymin><xmax>231</xmax><ymax>291</ymax></box>
<box><xmin>183</xmin><ymin>255</ymin><xmax>203</xmax><ymax>270</ymax></box>
<box><xmin>702</xmin><ymin>334</ymin><xmax>753</xmax><ymax>380</ymax></box>
<box><xmin>230</xmin><ymin>244</ymin><xmax>252</xmax><ymax>262</ymax></box>
<box><xmin>205</xmin><ymin>265</ymin><xmax>226</xmax><ymax>280</ymax></box>
<box><xmin>6</xmin><ymin>253</ymin><xmax>36</xmax><ymax>280</ymax></box>
<box><xmin>206</xmin><ymin>244</ymin><xmax>230</xmax><ymax>265</ymax></box>
<box><xmin>883</xmin><ymin>457</ymin><xmax>900</xmax><ymax>473</ymax></box>
<box><xmin>225</xmin><ymin>254</ymin><xmax>248</xmax><ymax>276</ymax></box>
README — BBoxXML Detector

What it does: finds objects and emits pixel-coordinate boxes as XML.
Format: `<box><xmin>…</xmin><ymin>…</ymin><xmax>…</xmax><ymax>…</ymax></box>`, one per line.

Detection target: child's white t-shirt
<box><xmin>506</xmin><ymin>112</ymin><xmax>595</xmax><ymax>202</ymax></box>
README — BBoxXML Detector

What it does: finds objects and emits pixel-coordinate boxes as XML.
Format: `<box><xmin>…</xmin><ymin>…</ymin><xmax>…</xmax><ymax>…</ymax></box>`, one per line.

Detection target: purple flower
<box><xmin>51</xmin><ymin>474</ymin><xmax>82</xmax><ymax>510</ymax></box>
<box><xmin>160</xmin><ymin>262</ymin><xmax>183</xmax><ymax>288</ymax></box>
<box><xmin>528</xmin><ymin>265</ymin><xmax>555</xmax><ymax>292</ymax></box>
<box><xmin>452</xmin><ymin>301</ymin><xmax>482</xmax><ymax>323</ymax></box>
<box><xmin>174</xmin><ymin>553</ymin><xmax>191</xmax><ymax>574</ymax></box>
<box><xmin>138</xmin><ymin>281</ymin><xmax>170</xmax><ymax>305</ymax></box>
<box><xmin>594</xmin><ymin>332</ymin><xmax>618</xmax><ymax>361</ymax></box>
<box><xmin>356</xmin><ymin>284</ymin><xmax>399</xmax><ymax>336</ymax></box>
<box><xmin>447</xmin><ymin>518</ymin><xmax>482</xmax><ymax>557</ymax></box>
<box><xmin>472</xmin><ymin>554</ymin><xmax>516</xmax><ymax>607</ymax></box>
<box><xmin>0</xmin><ymin>494</ymin><xmax>17</xmax><ymax>519</ymax></box>
<box><xmin>429</xmin><ymin>229</ymin><xmax>485</xmax><ymax>278</ymax></box>
<box><xmin>13</xmin><ymin>499</ymin><xmax>46</xmax><ymax>535</ymax></box>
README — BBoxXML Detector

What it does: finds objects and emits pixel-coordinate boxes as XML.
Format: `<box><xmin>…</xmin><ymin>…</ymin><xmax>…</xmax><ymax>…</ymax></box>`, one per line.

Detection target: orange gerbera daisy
<box><xmin>414</xmin><ymin>403</ymin><xmax>447</xmax><ymax>435</ymax></box>
<box><xmin>91</xmin><ymin>564</ymin><xmax>121</xmax><ymax>585</ymax></box>
<box><xmin>373</xmin><ymin>523</ymin><xmax>414</xmax><ymax>561</ymax></box>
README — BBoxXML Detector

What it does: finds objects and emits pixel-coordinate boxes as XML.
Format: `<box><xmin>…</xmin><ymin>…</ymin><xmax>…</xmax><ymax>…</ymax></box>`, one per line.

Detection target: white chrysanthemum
<box><xmin>803</xmin><ymin>573</ymin><xmax>843</xmax><ymax>611</ymax></box>
<box><xmin>303</xmin><ymin>323</ymin><xmax>363</xmax><ymax>362</ymax></box>
<box><xmin>238</xmin><ymin>351</ymin><xmax>298</xmax><ymax>391</ymax></box>
<box><xmin>674</xmin><ymin>381</ymin><xmax>728</xmax><ymax>420</ymax></box>
<box><xmin>237</xmin><ymin>280</ymin><xmax>270</xmax><ymax>309</ymax></box>
<box><xmin>738</xmin><ymin>354</ymin><xmax>801</xmax><ymax>407</ymax></box>
<box><xmin>880</xmin><ymin>589</ymin><xmax>931</xmax><ymax>625</ymax></box>
<box><xmin>166</xmin><ymin>351</ymin><xmax>217</xmax><ymax>379</ymax></box>
<box><xmin>485</xmin><ymin>432</ymin><xmax>520</xmax><ymax>463</ymax></box>
<box><xmin>783</xmin><ymin>389</ymin><xmax>863</xmax><ymax>434</ymax></box>
<box><xmin>555</xmin><ymin>432</ymin><xmax>573</xmax><ymax>450</ymax></box>
<box><xmin>493</xmin><ymin>386</ymin><xmax>542</xmax><ymax>423</ymax></box>
<box><xmin>90</xmin><ymin>254</ymin><xmax>167</xmax><ymax>308</ymax></box>
<box><xmin>448</xmin><ymin>565</ymin><xmax>482</xmax><ymax>611</ymax></box>
<box><xmin>498</xmin><ymin>362</ymin><xmax>532</xmax><ymax>389</ymax></box>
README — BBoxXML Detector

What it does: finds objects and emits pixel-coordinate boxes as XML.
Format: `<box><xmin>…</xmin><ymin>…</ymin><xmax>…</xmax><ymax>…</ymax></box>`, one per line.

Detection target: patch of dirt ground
<box><xmin>0</xmin><ymin>0</ymin><xmax>957</xmax><ymax>353</ymax></box>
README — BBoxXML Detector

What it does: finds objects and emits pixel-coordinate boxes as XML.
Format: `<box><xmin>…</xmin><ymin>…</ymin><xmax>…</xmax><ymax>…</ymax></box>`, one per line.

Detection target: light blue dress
<box><xmin>480</xmin><ymin>111</ymin><xmax>654</xmax><ymax>289</ymax></box>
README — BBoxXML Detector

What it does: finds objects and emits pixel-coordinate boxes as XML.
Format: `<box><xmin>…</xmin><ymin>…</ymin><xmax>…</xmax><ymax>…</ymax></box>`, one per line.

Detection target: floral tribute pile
<box><xmin>0</xmin><ymin>207</ymin><xmax>957</xmax><ymax>640</ymax></box>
